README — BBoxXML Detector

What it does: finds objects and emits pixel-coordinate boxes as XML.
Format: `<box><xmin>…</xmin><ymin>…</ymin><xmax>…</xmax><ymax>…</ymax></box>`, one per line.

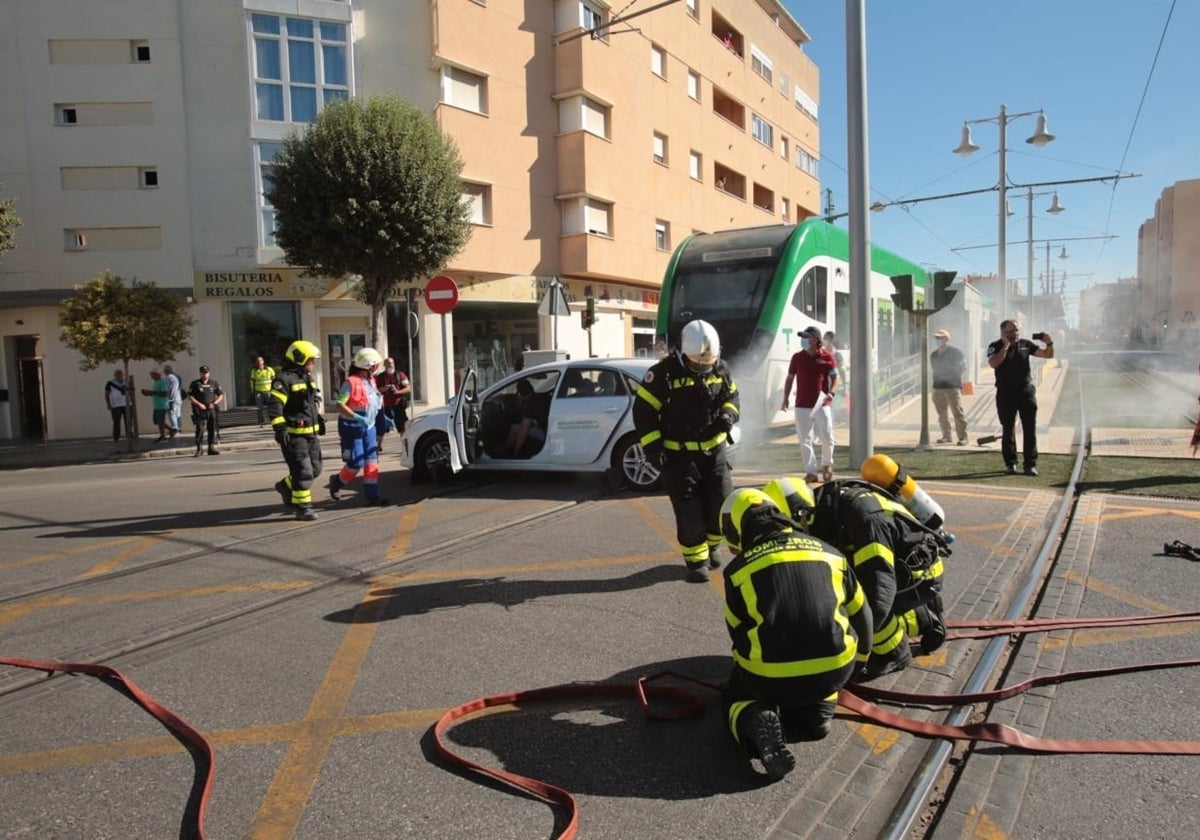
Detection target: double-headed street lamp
<box><xmin>954</xmin><ymin>105</ymin><xmax>1056</xmax><ymax>319</ymax></box>
<box><xmin>1024</xmin><ymin>187</ymin><xmax>1065</xmax><ymax>325</ymax></box>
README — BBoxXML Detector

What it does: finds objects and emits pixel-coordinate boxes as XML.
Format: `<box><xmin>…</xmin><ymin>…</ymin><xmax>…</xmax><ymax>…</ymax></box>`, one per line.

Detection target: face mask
<box><xmin>937</xmin><ymin>338</ymin><xmax>948</xmax><ymax>347</ymax></box>
<box><xmin>800</xmin><ymin>338</ymin><xmax>811</xmax><ymax>350</ymax></box>
<box><xmin>385</xmin><ymin>366</ymin><xmax>395</xmax><ymax>373</ymax></box>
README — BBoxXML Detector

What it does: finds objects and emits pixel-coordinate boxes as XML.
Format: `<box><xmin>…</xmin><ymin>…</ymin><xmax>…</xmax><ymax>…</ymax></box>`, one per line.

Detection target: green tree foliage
<box><xmin>267</xmin><ymin>95</ymin><xmax>473</xmax><ymax>355</ymax></box>
<box><xmin>0</xmin><ymin>182</ymin><xmax>21</xmax><ymax>262</ymax></box>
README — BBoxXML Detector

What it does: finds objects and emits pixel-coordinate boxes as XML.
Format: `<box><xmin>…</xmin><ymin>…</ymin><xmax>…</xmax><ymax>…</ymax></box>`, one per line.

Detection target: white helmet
<box><xmin>680</xmin><ymin>319</ymin><xmax>720</xmax><ymax>374</ymax></box>
<box><xmin>353</xmin><ymin>347</ymin><xmax>383</xmax><ymax>371</ymax></box>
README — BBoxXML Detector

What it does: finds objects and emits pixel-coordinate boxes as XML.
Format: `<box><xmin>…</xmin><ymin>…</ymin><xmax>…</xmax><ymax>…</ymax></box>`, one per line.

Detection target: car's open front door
<box><xmin>447</xmin><ymin>368</ymin><xmax>479</xmax><ymax>473</ymax></box>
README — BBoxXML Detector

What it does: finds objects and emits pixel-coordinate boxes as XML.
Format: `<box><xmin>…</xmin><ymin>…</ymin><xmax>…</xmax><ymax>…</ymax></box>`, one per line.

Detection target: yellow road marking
<box><xmin>81</xmin><ymin>535</ymin><xmax>163</xmax><ymax>577</ymax></box>
<box><xmin>386</xmin><ymin>551</ymin><xmax>677</xmax><ymax>583</ymax></box>
<box><xmin>1039</xmin><ymin>570</ymin><xmax>1198</xmax><ymax>649</ymax></box>
<box><xmin>848</xmin><ymin>721</ymin><xmax>901</xmax><ymax>754</ymax></box>
<box><xmin>960</xmin><ymin>804</ymin><xmax>1010</xmax><ymax>839</ymax></box>
<box><xmin>0</xmin><ymin>537</ymin><xmax>141</xmax><ymax>571</ymax></box>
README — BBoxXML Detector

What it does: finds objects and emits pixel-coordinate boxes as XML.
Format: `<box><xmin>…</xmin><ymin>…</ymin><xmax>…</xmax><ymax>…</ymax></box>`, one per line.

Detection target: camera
<box><xmin>1032</xmin><ymin>331</ymin><xmax>1048</xmax><ymax>342</ymax></box>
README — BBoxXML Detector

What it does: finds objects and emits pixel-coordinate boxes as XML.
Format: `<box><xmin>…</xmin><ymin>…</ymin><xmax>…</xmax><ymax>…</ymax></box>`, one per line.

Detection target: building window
<box><xmin>131</xmin><ymin>41</ymin><xmax>151</xmax><ymax>63</ymax></box>
<box><xmin>581</xmin><ymin>0</ymin><xmax>605</xmax><ymax>32</ymax></box>
<box><xmin>796</xmin><ymin>147</ymin><xmax>819</xmax><ymax>178</ymax></box>
<box><xmin>441</xmin><ymin>64</ymin><xmax>489</xmax><ymax>115</ymax></box>
<box><xmin>256</xmin><ymin>141</ymin><xmax>284</xmax><ymax>246</ymax></box>
<box><xmin>794</xmin><ymin>85</ymin><xmax>819</xmax><ymax>122</ymax></box>
<box><xmin>56</xmin><ymin>105</ymin><xmax>77</xmax><ymax>125</ymax></box>
<box><xmin>686</xmin><ymin>0</ymin><xmax>699</xmax><ymax>19</ymax></box>
<box><xmin>687</xmin><ymin>69</ymin><xmax>700</xmax><ymax>101</ymax></box>
<box><xmin>750</xmin><ymin>45</ymin><xmax>773</xmax><ymax>84</ymax></box>
<box><xmin>561</xmin><ymin>196</ymin><xmax>612</xmax><ymax>237</ymax></box>
<box><xmin>751</xmin><ymin>113</ymin><xmax>773</xmax><ymax>149</ymax></box>
<box><xmin>463</xmin><ymin>182</ymin><xmax>492</xmax><ymax>225</ymax></box>
<box><xmin>780</xmin><ymin>136</ymin><xmax>789</xmax><ymax>160</ymax></box>
<box><xmin>139</xmin><ymin>167</ymin><xmax>158</xmax><ymax>188</ymax></box>
<box><xmin>653</xmin><ymin>132</ymin><xmax>668</xmax><ymax>165</ymax></box>
<box><xmin>650</xmin><ymin>44</ymin><xmax>666</xmax><ymax>78</ymax></box>
<box><xmin>688</xmin><ymin>150</ymin><xmax>702</xmax><ymax>180</ymax></box>
<box><xmin>655</xmin><ymin>220</ymin><xmax>670</xmax><ymax>252</ymax></box>
<box><xmin>231</xmin><ymin>302</ymin><xmax>301</xmax><ymax>408</ymax></box>
<box><xmin>251</xmin><ymin>14</ymin><xmax>349</xmax><ymax>123</ymax></box>
<box><xmin>64</xmin><ymin>231</ymin><xmax>88</xmax><ymax>251</ymax></box>
<box><xmin>781</xmin><ymin>197</ymin><xmax>790</xmax><ymax>222</ymax></box>
<box><xmin>558</xmin><ymin>94</ymin><xmax>609</xmax><ymax>139</ymax></box>
<box><xmin>779</xmin><ymin>72</ymin><xmax>789</xmax><ymax>98</ymax></box>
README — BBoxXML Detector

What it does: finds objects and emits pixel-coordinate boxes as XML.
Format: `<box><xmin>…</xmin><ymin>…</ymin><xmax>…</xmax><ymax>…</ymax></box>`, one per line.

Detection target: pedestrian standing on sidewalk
<box><xmin>104</xmin><ymin>369</ymin><xmax>128</xmax><ymax>442</ymax></box>
<box><xmin>781</xmin><ymin>326</ymin><xmax>837</xmax><ymax>484</ymax></box>
<box><xmin>373</xmin><ymin>356</ymin><xmax>411</xmax><ymax>452</ymax></box>
<box><xmin>249</xmin><ymin>355</ymin><xmax>276</xmax><ymax>426</ymax></box>
<box><xmin>163</xmin><ymin>365</ymin><xmax>182</xmax><ymax>440</ymax></box>
<box><xmin>187</xmin><ymin>365</ymin><xmax>225</xmax><ymax>456</ymax></box>
<box><xmin>140</xmin><ymin>370</ymin><xmax>172</xmax><ymax>442</ymax></box>
<box><xmin>986</xmin><ymin>320</ymin><xmax>1053</xmax><ymax>476</ymax></box>
<box><xmin>930</xmin><ymin>329</ymin><xmax>969</xmax><ymax>445</ymax></box>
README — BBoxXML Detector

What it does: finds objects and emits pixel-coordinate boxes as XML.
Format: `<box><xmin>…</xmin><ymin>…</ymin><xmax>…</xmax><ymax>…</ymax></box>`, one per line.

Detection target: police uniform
<box><xmin>269</xmin><ymin>359</ymin><xmax>324</xmax><ymax>517</ymax></box>
<box><xmin>187</xmin><ymin>372</ymin><xmax>223</xmax><ymax>454</ymax></box>
<box><xmin>809</xmin><ymin>481</ymin><xmax>948</xmax><ymax>678</ymax></box>
<box><xmin>633</xmin><ymin>352</ymin><xmax>739</xmax><ymax>575</ymax></box>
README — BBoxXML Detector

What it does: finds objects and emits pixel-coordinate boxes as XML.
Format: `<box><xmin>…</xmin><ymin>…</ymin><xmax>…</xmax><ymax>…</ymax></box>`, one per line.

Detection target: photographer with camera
<box><xmin>373</xmin><ymin>357</ymin><xmax>411</xmax><ymax>453</ymax></box>
<box><xmin>987</xmin><ymin>320</ymin><xmax>1054</xmax><ymax>476</ymax></box>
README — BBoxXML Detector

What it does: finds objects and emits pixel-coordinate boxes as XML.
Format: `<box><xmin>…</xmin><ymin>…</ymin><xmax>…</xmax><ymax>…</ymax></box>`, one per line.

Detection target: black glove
<box><xmin>704</xmin><ymin>411</ymin><xmax>734</xmax><ymax>438</ymax></box>
<box><xmin>317</xmin><ymin>415</ymin><xmax>327</xmax><ymax>436</ymax></box>
<box><xmin>274</xmin><ymin>426</ymin><xmax>289</xmax><ymax>446</ymax></box>
<box><xmin>643</xmin><ymin>441</ymin><xmax>665</xmax><ymax>468</ymax></box>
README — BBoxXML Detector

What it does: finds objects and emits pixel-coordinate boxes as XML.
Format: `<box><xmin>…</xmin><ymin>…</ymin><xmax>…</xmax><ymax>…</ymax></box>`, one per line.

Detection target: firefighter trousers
<box><xmin>281</xmin><ymin>433</ymin><xmax>323</xmax><ymax>508</ymax></box>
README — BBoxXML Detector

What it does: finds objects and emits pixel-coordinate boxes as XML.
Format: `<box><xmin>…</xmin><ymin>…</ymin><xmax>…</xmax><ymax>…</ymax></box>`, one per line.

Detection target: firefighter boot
<box><xmin>274</xmin><ymin>479</ymin><xmax>295</xmax><ymax>510</ymax></box>
<box><xmin>746</xmin><ymin>704</ymin><xmax>795</xmax><ymax>781</ymax></box>
<box><xmin>295</xmin><ymin>506</ymin><xmax>318</xmax><ymax>522</ymax></box>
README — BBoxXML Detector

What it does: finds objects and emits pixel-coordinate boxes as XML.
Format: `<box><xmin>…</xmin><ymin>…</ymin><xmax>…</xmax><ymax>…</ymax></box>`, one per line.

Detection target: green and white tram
<box><xmin>656</xmin><ymin>219</ymin><xmax>929</xmax><ymax>426</ymax></box>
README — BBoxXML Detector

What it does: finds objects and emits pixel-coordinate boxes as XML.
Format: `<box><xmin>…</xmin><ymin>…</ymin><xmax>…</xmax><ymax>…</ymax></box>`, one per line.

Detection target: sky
<box><xmin>781</xmin><ymin>0</ymin><xmax>1199</xmax><ymax>324</ymax></box>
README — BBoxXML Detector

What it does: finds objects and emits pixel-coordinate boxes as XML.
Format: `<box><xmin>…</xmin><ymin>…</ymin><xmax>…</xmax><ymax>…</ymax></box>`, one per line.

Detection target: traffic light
<box><xmin>581</xmin><ymin>296</ymin><xmax>596</xmax><ymax>329</ymax></box>
<box><xmin>890</xmin><ymin>274</ymin><xmax>914</xmax><ymax>312</ymax></box>
<box><xmin>930</xmin><ymin>271</ymin><xmax>958</xmax><ymax>311</ymax></box>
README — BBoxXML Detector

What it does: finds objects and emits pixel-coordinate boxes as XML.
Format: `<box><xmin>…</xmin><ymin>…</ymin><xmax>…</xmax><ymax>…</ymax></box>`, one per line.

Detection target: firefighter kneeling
<box><xmin>718</xmin><ymin>487</ymin><xmax>873</xmax><ymax>781</ymax></box>
<box><xmin>270</xmin><ymin>340</ymin><xmax>326</xmax><ymax>522</ymax></box>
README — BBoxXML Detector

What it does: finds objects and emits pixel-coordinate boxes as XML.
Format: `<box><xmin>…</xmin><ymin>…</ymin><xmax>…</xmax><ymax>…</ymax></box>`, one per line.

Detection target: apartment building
<box><xmin>0</xmin><ymin>0</ymin><xmax>821</xmax><ymax>440</ymax></box>
<box><xmin>1137</xmin><ymin>178</ymin><xmax>1200</xmax><ymax>349</ymax></box>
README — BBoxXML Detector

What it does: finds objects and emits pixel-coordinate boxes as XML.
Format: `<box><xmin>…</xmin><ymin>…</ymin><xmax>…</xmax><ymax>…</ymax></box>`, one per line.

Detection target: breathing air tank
<box><xmin>861</xmin><ymin>453</ymin><xmax>945</xmax><ymax>531</ymax></box>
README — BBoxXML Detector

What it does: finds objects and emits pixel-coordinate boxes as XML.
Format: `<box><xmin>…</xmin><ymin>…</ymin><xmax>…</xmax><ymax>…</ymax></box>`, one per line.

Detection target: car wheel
<box><xmin>612</xmin><ymin>433</ymin><xmax>661</xmax><ymax>491</ymax></box>
<box><xmin>411</xmin><ymin>432</ymin><xmax>452</xmax><ymax>484</ymax></box>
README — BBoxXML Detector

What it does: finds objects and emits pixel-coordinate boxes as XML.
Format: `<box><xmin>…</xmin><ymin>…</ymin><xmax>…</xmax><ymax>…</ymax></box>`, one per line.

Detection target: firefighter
<box><xmin>270</xmin><ymin>340</ymin><xmax>325</xmax><ymax>522</ymax></box>
<box><xmin>329</xmin><ymin>347</ymin><xmax>387</xmax><ymax>506</ymax></box>
<box><xmin>764</xmin><ymin>475</ymin><xmax>949</xmax><ymax>681</ymax></box>
<box><xmin>719</xmin><ymin>487</ymin><xmax>872</xmax><ymax>780</ymax></box>
<box><xmin>633</xmin><ymin>319</ymin><xmax>740</xmax><ymax>582</ymax></box>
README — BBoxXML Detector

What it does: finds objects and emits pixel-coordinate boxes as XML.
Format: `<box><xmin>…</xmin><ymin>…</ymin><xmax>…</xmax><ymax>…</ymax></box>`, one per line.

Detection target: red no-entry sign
<box><xmin>424</xmin><ymin>275</ymin><xmax>460</xmax><ymax>315</ymax></box>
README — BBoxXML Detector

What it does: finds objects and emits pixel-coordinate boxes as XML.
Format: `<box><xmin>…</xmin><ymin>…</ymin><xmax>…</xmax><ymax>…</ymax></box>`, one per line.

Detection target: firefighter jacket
<box><xmin>633</xmin><ymin>354</ymin><xmax>740</xmax><ymax>454</ymax></box>
<box><xmin>723</xmin><ymin>531</ymin><xmax>872</xmax><ymax>680</ymax></box>
<box><xmin>268</xmin><ymin>366</ymin><xmax>322</xmax><ymax>435</ymax></box>
<box><xmin>809</xmin><ymin>482</ymin><xmax>945</xmax><ymax>656</ymax></box>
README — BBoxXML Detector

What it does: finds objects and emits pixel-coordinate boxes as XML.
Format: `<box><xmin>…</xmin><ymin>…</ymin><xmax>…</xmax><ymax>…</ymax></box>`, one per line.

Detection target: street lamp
<box><xmin>954</xmin><ymin>105</ymin><xmax>1055</xmax><ymax>319</ymax></box>
<box><xmin>1024</xmin><ymin>187</ymin><xmax>1065</xmax><ymax>325</ymax></box>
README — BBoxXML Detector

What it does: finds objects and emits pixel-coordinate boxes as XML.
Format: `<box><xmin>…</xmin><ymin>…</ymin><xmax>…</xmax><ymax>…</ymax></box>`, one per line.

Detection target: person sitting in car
<box><xmin>505</xmin><ymin>379</ymin><xmax>546</xmax><ymax>457</ymax></box>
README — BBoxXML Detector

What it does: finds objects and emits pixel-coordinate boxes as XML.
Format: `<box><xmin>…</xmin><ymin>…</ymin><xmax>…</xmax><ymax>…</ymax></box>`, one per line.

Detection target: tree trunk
<box><xmin>123</xmin><ymin>360</ymin><xmax>136</xmax><ymax>453</ymax></box>
<box><xmin>371</xmin><ymin>302</ymin><xmax>388</xmax><ymax>359</ymax></box>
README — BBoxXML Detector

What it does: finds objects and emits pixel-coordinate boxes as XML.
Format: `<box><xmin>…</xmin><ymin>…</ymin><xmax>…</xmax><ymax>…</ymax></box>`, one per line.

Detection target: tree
<box><xmin>0</xmin><ymin>182</ymin><xmax>21</xmax><ymax>263</ymax></box>
<box><xmin>267</xmin><ymin>95</ymin><xmax>473</xmax><ymax>357</ymax></box>
<box><xmin>59</xmin><ymin>272</ymin><xmax>197</xmax><ymax>449</ymax></box>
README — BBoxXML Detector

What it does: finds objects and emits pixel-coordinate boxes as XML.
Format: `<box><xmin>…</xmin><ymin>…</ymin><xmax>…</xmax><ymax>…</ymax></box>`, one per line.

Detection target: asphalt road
<box><xmin>1</xmin><ymin>447</ymin><xmax>1198</xmax><ymax>840</ymax></box>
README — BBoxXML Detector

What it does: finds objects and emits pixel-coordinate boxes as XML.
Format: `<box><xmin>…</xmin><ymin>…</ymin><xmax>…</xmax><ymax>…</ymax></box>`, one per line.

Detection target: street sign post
<box><xmin>425</xmin><ymin>275</ymin><xmax>459</xmax><ymax>400</ymax></box>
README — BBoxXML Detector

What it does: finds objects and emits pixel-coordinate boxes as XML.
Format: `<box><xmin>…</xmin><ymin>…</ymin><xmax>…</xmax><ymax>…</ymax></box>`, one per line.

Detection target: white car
<box><xmin>400</xmin><ymin>357</ymin><xmax>663</xmax><ymax>490</ymax></box>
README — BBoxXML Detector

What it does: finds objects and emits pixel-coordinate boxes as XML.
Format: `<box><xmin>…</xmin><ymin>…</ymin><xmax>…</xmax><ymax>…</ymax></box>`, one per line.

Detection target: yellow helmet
<box><xmin>284</xmin><ymin>340</ymin><xmax>321</xmax><ymax>366</ymax></box>
<box><xmin>720</xmin><ymin>488</ymin><xmax>785</xmax><ymax>553</ymax></box>
<box><xmin>762</xmin><ymin>477</ymin><xmax>817</xmax><ymax>531</ymax></box>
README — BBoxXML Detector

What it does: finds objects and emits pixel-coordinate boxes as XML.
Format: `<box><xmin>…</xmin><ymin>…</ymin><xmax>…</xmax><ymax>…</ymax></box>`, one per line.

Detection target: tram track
<box><xmin>0</xmin><ymin>476</ymin><xmax>620</xmax><ymax>699</ymax></box>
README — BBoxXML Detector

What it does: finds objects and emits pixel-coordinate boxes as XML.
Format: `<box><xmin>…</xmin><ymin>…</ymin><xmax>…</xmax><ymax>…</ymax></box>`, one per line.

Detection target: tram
<box><xmin>655</xmin><ymin>219</ymin><xmax>929</xmax><ymax>426</ymax></box>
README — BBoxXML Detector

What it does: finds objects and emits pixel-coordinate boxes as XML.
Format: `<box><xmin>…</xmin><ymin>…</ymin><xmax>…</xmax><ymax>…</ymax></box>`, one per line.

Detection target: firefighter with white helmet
<box><xmin>633</xmin><ymin>319</ymin><xmax>740</xmax><ymax>582</ymax></box>
<box><xmin>270</xmin><ymin>340</ymin><xmax>326</xmax><ymax>521</ymax></box>
<box><xmin>329</xmin><ymin>347</ymin><xmax>388</xmax><ymax>506</ymax></box>
<box><xmin>718</xmin><ymin>487</ymin><xmax>872</xmax><ymax>780</ymax></box>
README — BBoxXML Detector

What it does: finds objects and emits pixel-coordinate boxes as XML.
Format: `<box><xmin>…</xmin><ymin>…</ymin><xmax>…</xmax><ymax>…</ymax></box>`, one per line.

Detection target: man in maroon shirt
<box><xmin>780</xmin><ymin>326</ymin><xmax>838</xmax><ymax>483</ymax></box>
<box><xmin>374</xmin><ymin>357</ymin><xmax>412</xmax><ymax>453</ymax></box>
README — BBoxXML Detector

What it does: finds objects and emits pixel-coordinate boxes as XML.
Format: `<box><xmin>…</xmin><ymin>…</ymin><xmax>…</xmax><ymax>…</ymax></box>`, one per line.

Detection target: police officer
<box><xmin>187</xmin><ymin>365</ymin><xmax>224</xmax><ymax>456</ymax></box>
<box><xmin>718</xmin><ymin>487</ymin><xmax>872</xmax><ymax>780</ymax></box>
<box><xmin>765</xmin><ymin>475</ymin><xmax>949</xmax><ymax>680</ymax></box>
<box><xmin>633</xmin><ymin>319</ymin><xmax>740</xmax><ymax>582</ymax></box>
<box><xmin>270</xmin><ymin>340</ymin><xmax>325</xmax><ymax>522</ymax></box>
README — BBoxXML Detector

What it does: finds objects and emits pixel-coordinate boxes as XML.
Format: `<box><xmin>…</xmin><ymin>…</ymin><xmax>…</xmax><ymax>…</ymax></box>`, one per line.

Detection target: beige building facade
<box><xmin>1137</xmin><ymin>177</ymin><xmax>1200</xmax><ymax>349</ymax></box>
<box><xmin>0</xmin><ymin>0</ymin><xmax>820</xmax><ymax>440</ymax></box>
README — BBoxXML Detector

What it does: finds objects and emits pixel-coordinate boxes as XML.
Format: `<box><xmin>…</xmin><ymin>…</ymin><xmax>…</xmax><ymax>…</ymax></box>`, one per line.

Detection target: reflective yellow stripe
<box><xmin>635</xmin><ymin>385</ymin><xmax>662</xmax><ymax>410</ymax></box>
<box><xmin>913</xmin><ymin>558</ymin><xmax>945</xmax><ymax>580</ymax></box>
<box><xmin>639</xmin><ymin>430</ymin><xmax>662</xmax><ymax>447</ymax></box>
<box><xmin>728</xmin><ymin>700</ymin><xmax>755</xmax><ymax>743</ymax></box>
<box><xmin>853</xmin><ymin>541</ymin><xmax>895</xmax><ymax>568</ymax></box>
<box><xmin>681</xmin><ymin>541</ymin><xmax>708</xmax><ymax>563</ymax></box>
<box><xmin>290</xmin><ymin>382</ymin><xmax>309</xmax><ymax>392</ymax></box>
<box><xmin>732</xmin><ymin>643</ymin><xmax>858</xmax><ymax>678</ymax></box>
<box><xmin>872</xmin><ymin>614</ymin><xmax>907</xmax><ymax>655</ymax></box>
<box><xmin>286</xmin><ymin>425</ymin><xmax>318</xmax><ymax>434</ymax></box>
<box><xmin>269</xmin><ymin>390</ymin><xmax>288</xmax><ymax>403</ymax></box>
<box><xmin>663</xmin><ymin>435</ymin><xmax>725</xmax><ymax>451</ymax></box>
<box><xmin>270</xmin><ymin>417</ymin><xmax>286</xmax><ymax>427</ymax></box>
